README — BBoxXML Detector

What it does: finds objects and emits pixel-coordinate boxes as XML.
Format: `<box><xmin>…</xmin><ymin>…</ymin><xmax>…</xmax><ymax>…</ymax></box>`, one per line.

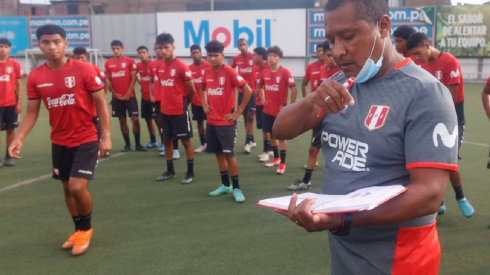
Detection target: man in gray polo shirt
<box><xmin>273</xmin><ymin>1</ymin><xmax>457</xmax><ymax>274</ymax></box>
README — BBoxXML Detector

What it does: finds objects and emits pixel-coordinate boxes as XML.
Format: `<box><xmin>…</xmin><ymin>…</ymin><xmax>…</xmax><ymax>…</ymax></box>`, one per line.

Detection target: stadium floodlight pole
<box><xmin>211</xmin><ymin>0</ymin><xmax>214</xmax><ymax>11</ymax></box>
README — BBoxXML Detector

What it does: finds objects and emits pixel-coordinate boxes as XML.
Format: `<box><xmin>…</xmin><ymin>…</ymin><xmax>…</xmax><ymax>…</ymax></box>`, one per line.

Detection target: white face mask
<box><xmin>355</xmin><ymin>26</ymin><xmax>386</xmax><ymax>84</ymax></box>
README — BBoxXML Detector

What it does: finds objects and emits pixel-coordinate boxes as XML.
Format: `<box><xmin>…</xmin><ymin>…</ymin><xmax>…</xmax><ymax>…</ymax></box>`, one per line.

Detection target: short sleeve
<box><xmin>443</xmin><ymin>57</ymin><xmax>461</xmax><ymax>86</ymax></box>
<box><xmin>178</xmin><ymin>60</ymin><xmax>193</xmax><ymax>81</ymax></box>
<box><xmin>84</xmin><ymin>63</ymin><xmax>104</xmax><ymax>93</ymax></box>
<box><xmin>404</xmin><ymin>81</ymin><xmax>458</xmax><ymax>171</ymax></box>
<box><xmin>230</xmin><ymin>68</ymin><xmax>247</xmax><ymax>88</ymax></box>
<box><xmin>129</xmin><ymin>59</ymin><xmax>137</xmax><ymax>72</ymax></box>
<box><xmin>26</xmin><ymin>74</ymin><xmax>40</xmax><ymax>100</ymax></box>
<box><xmin>304</xmin><ymin>64</ymin><xmax>311</xmax><ymax>81</ymax></box>
<box><xmin>94</xmin><ymin>66</ymin><xmax>106</xmax><ymax>80</ymax></box>
<box><xmin>487</xmin><ymin>74</ymin><xmax>490</xmax><ymax>86</ymax></box>
<box><xmin>231</xmin><ymin>56</ymin><xmax>237</xmax><ymax>68</ymax></box>
<box><xmin>285</xmin><ymin>69</ymin><xmax>295</xmax><ymax>87</ymax></box>
<box><xmin>14</xmin><ymin>61</ymin><xmax>22</xmax><ymax>78</ymax></box>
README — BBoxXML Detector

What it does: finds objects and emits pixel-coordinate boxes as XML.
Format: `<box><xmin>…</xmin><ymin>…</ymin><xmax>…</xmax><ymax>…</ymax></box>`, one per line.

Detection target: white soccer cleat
<box><xmin>244</xmin><ymin>143</ymin><xmax>252</xmax><ymax>154</ymax></box>
<box><xmin>194</xmin><ymin>144</ymin><xmax>206</xmax><ymax>153</ymax></box>
<box><xmin>259</xmin><ymin>153</ymin><xmax>270</xmax><ymax>162</ymax></box>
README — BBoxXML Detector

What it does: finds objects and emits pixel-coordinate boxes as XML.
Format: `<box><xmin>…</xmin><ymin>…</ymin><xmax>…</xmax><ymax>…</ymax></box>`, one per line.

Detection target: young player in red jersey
<box><xmin>9</xmin><ymin>25</ymin><xmax>111</xmax><ymax>256</ymax></box>
<box><xmin>289</xmin><ymin>41</ymin><xmax>339</xmax><ymax>190</ymax></box>
<box><xmin>393</xmin><ymin>25</ymin><xmax>421</xmax><ymax>65</ymax></box>
<box><xmin>302</xmin><ymin>43</ymin><xmax>325</xmax><ymax>98</ymax></box>
<box><xmin>232</xmin><ymin>38</ymin><xmax>257</xmax><ymax>154</ymax></box>
<box><xmin>253</xmin><ymin>47</ymin><xmax>273</xmax><ymax>162</ymax></box>
<box><xmin>482</xmin><ymin>75</ymin><xmax>490</xmax><ymax>170</ymax></box>
<box><xmin>105</xmin><ymin>40</ymin><xmax>146</xmax><ymax>152</ymax></box>
<box><xmin>154</xmin><ymin>33</ymin><xmax>197</xmax><ymax>184</ymax></box>
<box><xmin>189</xmin><ymin>44</ymin><xmax>211</xmax><ymax>153</ymax></box>
<box><xmin>0</xmin><ymin>38</ymin><xmax>22</xmax><ymax>167</ymax></box>
<box><xmin>202</xmin><ymin>40</ymin><xmax>252</xmax><ymax>203</ymax></box>
<box><xmin>258</xmin><ymin>46</ymin><xmax>298</xmax><ymax>175</ymax></box>
<box><xmin>135</xmin><ymin>46</ymin><xmax>158</xmax><ymax>149</ymax></box>
<box><xmin>73</xmin><ymin>47</ymin><xmax>107</xmax><ymax>89</ymax></box>
<box><xmin>408</xmin><ymin>32</ymin><xmax>474</xmax><ymax>218</ymax></box>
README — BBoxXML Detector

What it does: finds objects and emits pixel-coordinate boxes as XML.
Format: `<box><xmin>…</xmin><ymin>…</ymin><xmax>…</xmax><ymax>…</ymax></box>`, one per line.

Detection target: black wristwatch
<box><xmin>330</xmin><ymin>213</ymin><xmax>352</xmax><ymax>236</ymax></box>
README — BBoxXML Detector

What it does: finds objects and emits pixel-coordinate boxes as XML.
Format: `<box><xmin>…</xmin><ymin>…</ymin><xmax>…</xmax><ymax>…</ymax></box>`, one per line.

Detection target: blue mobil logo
<box><xmin>0</xmin><ymin>17</ymin><xmax>29</xmax><ymax>54</ymax></box>
<box><xmin>184</xmin><ymin>19</ymin><xmax>272</xmax><ymax>49</ymax></box>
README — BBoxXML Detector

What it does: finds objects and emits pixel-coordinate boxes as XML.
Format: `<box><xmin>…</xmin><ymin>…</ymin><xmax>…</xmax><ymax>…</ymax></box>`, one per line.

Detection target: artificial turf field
<box><xmin>1</xmin><ymin>80</ymin><xmax>490</xmax><ymax>275</ymax></box>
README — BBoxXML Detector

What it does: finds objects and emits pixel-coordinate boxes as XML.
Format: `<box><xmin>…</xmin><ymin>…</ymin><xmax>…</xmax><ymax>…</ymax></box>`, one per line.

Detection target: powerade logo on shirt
<box><xmin>184</xmin><ymin>19</ymin><xmax>272</xmax><ymax>48</ymax></box>
<box><xmin>322</xmin><ymin>131</ymin><xmax>369</xmax><ymax>172</ymax></box>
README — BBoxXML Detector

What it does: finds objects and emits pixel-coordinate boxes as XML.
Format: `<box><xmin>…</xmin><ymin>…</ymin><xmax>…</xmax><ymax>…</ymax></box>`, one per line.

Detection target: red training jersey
<box><xmin>189</xmin><ymin>61</ymin><xmax>211</xmax><ymax>106</ymax></box>
<box><xmin>259</xmin><ymin>66</ymin><xmax>295</xmax><ymax>117</ymax></box>
<box><xmin>26</xmin><ymin>59</ymin><xmax>104</xmax><ymax>147</ymax></box>
<box><xmin>0</xmin><ymin>58</ymin><xmax>22</xmax><ymax>107</ymax></box>
<box><xmin>158</xmin><ymin>58</ymin><xmax>193</xmax><ymax>115</ymax></box>
<box><xmin>105</xmin><ymin>56</ymin><xmax>136</xmax><ymax>98</ymax></box>
<box><xmin>93</xmin><ymin>65</ymin><xmax>107</xmax><ymax>81</ymax></box>
<box><xmin>319</xmin><ymin>64</ymin><xmax>340</xmax><ymax>83</ymax></box>
<box><xmin>150</xmin><ymin>60</ymin><xmax>163</xmax><ymax>101</ymax></box>
<box><xmin>304</xmin><ymin>61</ymin><xmax>323</xmax><ymax>92</ymax></box>
<box><xmin>136</xmin><ymin>60</ymin><xmax>154</xmax><ymax>101</ymax></box>
<box><xmin>203</xmin><ymin>64</ymin><xmax>246</xmax><ymax>126</ymax></box>
<box><xmin>231</xmin><ymin>53</ymin><xmax>255</xmax><ymax>93</ymax></box>
<box><xmin>421</xmin><ymin>52</ymin><xmax>464</xmax><ymax>103</ymax></box>
<box><xmin>254</xmin><ymin>63</ymin><xmax>270</xmax><ymax>106</ymax></box>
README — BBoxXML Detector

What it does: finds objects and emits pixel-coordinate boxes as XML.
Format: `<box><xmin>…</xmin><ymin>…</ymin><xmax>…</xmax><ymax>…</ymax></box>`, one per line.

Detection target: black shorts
<box><xmin>206</xmin><ymin>123</ymin><xmax>237</xmax><ymax>157</ymax></box>
<box><xmin>112</xmin><ymin>97</ymin><xmax>139</xmax><ymax>118</ymax></box>
<box><xmin>154</xmin><ymin>101</ymin><xmax>161</xmax><ymax>118</ymax></box>
<box><xmin>455</xmin><ymin>101</ymin><xmax>465</xmax><ymax>150</ymax></box>
<box><xmin>141</xmin><ymin>99</ymin><xmax>158</xmax><ymax>119</ymax></box>
<box><xmin>52</xmin><ymin>141</ymin><xmax>99</xmax><ymax>182</ymax></box>
<box><xmin>0</xmin><ymin>105</ymin><xmax>19</xmax><ymax>130</ymax></box>
<box><xmin>238</xmin><ymin>92</ymin><xmax>256</xmax><ymax>116</ymax></box>
<box><xmin>262</xmin><ymin>113</ymin><xmax>276</xmax><ymax>133</ymax></box>
<box><xmin>311</xmin><ymin>125</ymin><xmax>322</xmax><ymax>148</ymax></box>
<box><xmin>159</xmin><ymin>104</ymin><xmax>193</xmax><ymax>140</ymax></box>
<box><xmin>256</xmin><ymin>105</ymin><xmax>264</xmax><ymax>129</ymax></box>
<box><xmin>191</xmin><ymin>104</ymin><xmax>207</xmax><ymax>122</ymax></box>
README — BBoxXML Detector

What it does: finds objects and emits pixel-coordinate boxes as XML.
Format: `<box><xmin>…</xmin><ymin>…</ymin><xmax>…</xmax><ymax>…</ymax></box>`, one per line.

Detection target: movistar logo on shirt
<box><xmin>112</xmin><ymin>71</ymin><xmax>126</xmax><ymax>78</ymax></box>
<box><xmin>47</xmin><ymin>94</ymin><xmax>76</xmax><ymax>109</ymax></box>
<box><xmin>265</xmin><ymin>84</ymin><xmax>279</xmax><ymax>91</ymax></box>
<box><xmin>208</xmin><ymin>87</ymin><xmax>224</xmax><ymax>96</ymax></box>
<box><xmin>433</xmin><ymin>123</ymin><xmax>458</xmax><ymax>148</ymax></box>
<box><xmin>322</xmin><ymin>131</ymin><xmax>369</xmax><ymax>172</ymax></box>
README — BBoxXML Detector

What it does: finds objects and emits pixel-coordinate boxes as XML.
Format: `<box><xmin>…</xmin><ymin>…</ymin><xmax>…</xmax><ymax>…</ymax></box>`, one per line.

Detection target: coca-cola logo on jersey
<box><xmin>0</xmin><ymin>75</ymin><xmax>10</xmax><ymax>82</ymax></box>
<box><xmin>194</xmin><ymin>78</ymin><xmax>203</xmax><ymax>84</ymax></box>
<box><xmin>47</xmin><ymin>94</ymin><xmax>76</xmax><ymax>109</ymax></box>
<box><xmin>112</xmin><ymin>71</ymin><xmax>126</xmax><ymax>78</ymax></box>
<box><xmin>239</xmin><ymin>67</ymin><xmax>253</xmax><ymax>74</ymax></box>
<box><xmin>265</xmin><ymin>84</ymin><xmax>279</xmax><ymax>92</ymax></box>
<box><xmin>161</xmin><ymin>79</ymin><xmax>175</xmax><ymax>86</ymax></box>
<box><xmin>140</xmin><ymin>76</ymin><xmax>151</xmax><ymax>82</ymax></box>
<box><xmin>208</xmin><ymin>87</ymin><xmax>224</xmax><ymax>96</ymax></box>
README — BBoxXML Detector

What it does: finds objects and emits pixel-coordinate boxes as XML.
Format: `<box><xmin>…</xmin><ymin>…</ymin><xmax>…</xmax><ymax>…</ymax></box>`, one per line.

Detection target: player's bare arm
<box><xmin>290</xmin><ymin>85</ymin><xmax>298</xmax><ymax>104</ymax></box>
<box><xmin>92</xmin><ymin>90</ymin><xmax>112</xmax><ymax>157</ymax></box>
<box><xmin>225</xmin><ymin>84</ymin><xmax>252</xmax><ymax>121</ymax></box>
<box><xmin>482</xmin><ymin>84</ymin><xmax>490</xmax><ymax>120</ymax></box>
<box><xmin>301</xmin><ymin>77</ymin><xmax>309</xmax><ymax>98</ymax></box>
<box><xmin>273</xmin><ymin>80</ymin><xmax>354</xmax><ymax>140</ymax></box>
<box><xmin>124</xmin><ymin>70</ymin><xmax>137</xmax><ymax>100</ymax></box>
<box><xmin>446</xmin><ymin>84</ymin><xmax>458</xmax><ymax>102</ymax></box>
<box><xmin>9</xmin><ymin>99</ymin><xmax>42</xmax><ymax>159</ymax></box>
<box><xmin>15</xmin><ymin>78</ymin><xmax>22</xmax><ymax>114</ymax></box>
<box><xmin>184</xmin><ymin>80</ymin><xmax>196</xmax><ymax>106</ymax></box>
<box><xmin>259</xmin><ymin>84</ymin><xmax>267</xmax><ymax>106</ymax></box>
<box><xmin>277</xmin><ymin>168</ymin><xmax>449</xmax><ymax>232</ymax></box>
<box><xmin>201</xmin><ymin>82</ymin><xmax>211</xmax><ymax>114</ymax></box>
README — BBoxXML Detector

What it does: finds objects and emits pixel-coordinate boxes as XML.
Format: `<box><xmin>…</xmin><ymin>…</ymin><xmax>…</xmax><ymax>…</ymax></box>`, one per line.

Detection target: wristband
<box><xmin>330</xmin><ymin>213</ymin><xmax>352</xmax><ymax>236</ymax></box>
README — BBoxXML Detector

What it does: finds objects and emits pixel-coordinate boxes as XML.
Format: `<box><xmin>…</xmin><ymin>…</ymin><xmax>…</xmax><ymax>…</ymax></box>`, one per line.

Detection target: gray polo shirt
<box><xmin>320</xmin><ymin>60</ymin><xmax>458</xmax><ymax>275</ymax></box>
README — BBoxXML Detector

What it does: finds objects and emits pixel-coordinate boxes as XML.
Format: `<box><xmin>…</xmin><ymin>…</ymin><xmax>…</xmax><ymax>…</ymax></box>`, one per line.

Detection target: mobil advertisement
<box><xmin>29</xmin><ymin>15</ymin><xmax>91</xmax><ymax>49</ymax></box>
<box><xmin>307</xmin><ymin>7</ymin><xmax>435</xmax><ymax>55</ymax></box>
<box><xmin>0</xmin><ymin>17</ymin><xmax>29</xmax><ymax>54</ymax></box>
<box><xmin>157</xmin><ymin>10</ymin><xmax>306</xmax><ymax>56</ymax></box>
